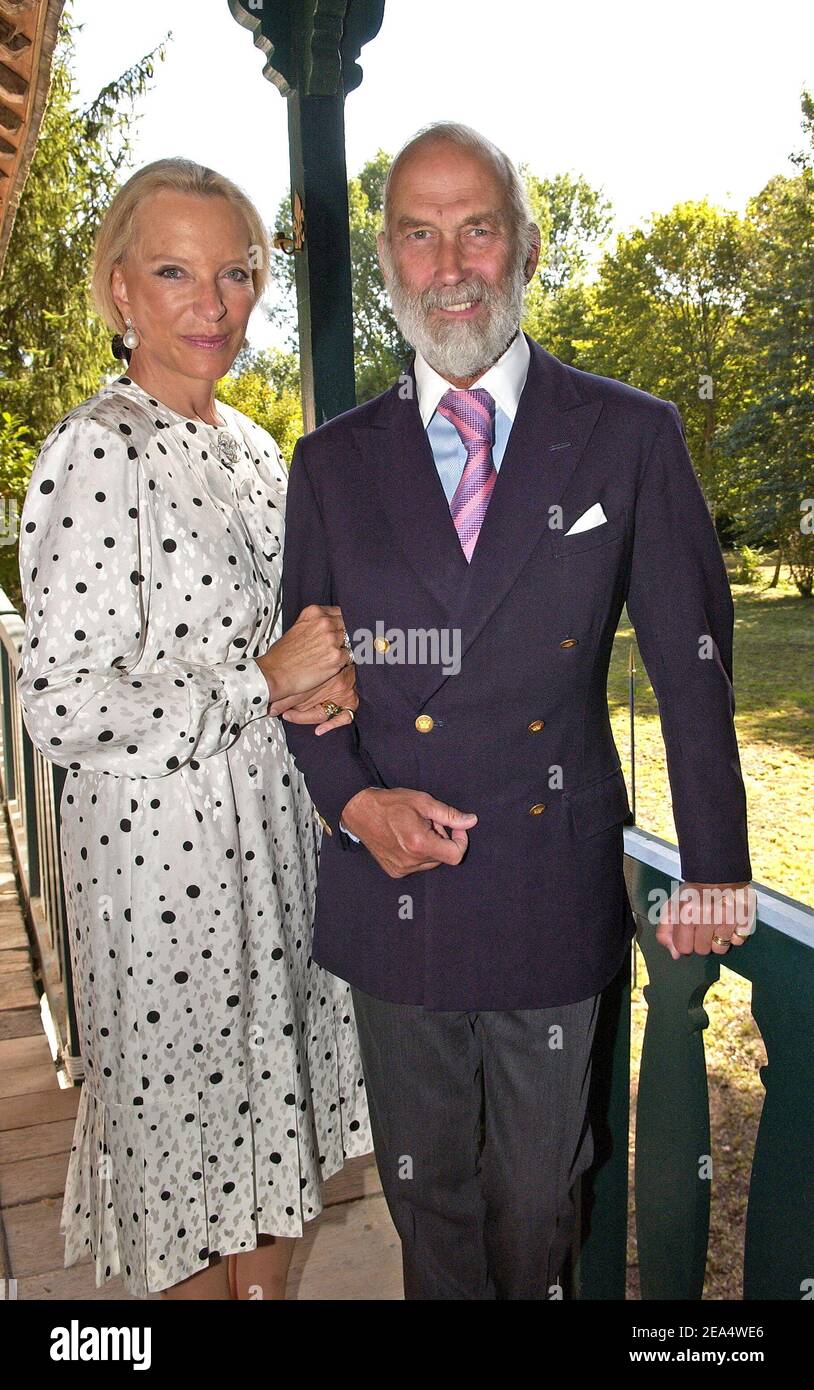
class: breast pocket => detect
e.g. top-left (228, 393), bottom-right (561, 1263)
top-left (551, 506), bottom-right (628, 558)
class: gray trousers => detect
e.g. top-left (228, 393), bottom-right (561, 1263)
top-left (350, 984), bottom-right (600, 1300)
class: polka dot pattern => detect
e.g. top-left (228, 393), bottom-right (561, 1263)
top-left (17, 376), bottom-right (372, 1295)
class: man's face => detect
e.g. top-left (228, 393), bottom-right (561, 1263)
top-left (378, 140), bottom-right (539, 381)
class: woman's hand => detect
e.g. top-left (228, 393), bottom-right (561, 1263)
top-left (255, 604), bottom-right (349, 705)
top-left (270, 662), bottom-right (358, 735)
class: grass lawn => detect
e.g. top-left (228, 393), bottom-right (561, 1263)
top-left (609, 557), bottom-right (813, 906)
top-left (610, 556), bottom-right (813, 1298)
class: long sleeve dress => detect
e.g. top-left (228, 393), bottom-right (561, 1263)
top-left (16, 373), bottom-right (372, 1296)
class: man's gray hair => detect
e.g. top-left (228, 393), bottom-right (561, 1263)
top-left (381, 121), bottom-right (537, 260)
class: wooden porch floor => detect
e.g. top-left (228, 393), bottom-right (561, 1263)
top-left (0, 818), bottom-right (404, 1301)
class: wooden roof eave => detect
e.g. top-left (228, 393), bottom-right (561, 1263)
top-left (0, 0), bottom-right (66, 281)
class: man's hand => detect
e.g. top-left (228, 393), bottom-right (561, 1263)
top-left (341, 787), bottom-right (478, 878)
top-left (656, 881), bottom-right (756, 959)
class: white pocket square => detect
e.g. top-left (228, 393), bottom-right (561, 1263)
top-left (565, 502), bottom-right (607, 535)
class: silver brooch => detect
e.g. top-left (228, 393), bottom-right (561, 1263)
top-left (216, 429), bottom-right (241, 469)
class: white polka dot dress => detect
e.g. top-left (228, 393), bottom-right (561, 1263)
top-left (16, 375), bottom-right (372, 1296)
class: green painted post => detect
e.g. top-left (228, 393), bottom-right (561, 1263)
top-left (228, 0), bottom-right (386, 429)
top-left (630, 857), bottom-right (716, 1300)
top-left (21, 725), bottom-right (40, 897)
top-left (287, 89), bottom-right (356, 428)
top-left (739, 929), bottom-right (814, 1300)
top-left (51, 761), bottom-right (80, 1059)
top-left (636, 935), bottom-right (716, 1299)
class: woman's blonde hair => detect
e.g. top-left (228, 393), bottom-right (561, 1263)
top-left (91, 156), bottom-right (272, 333)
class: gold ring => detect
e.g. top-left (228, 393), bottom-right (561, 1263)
top-left (712, 933), bottom-right (730, 947)
top-left (346, 708), bottom-right (355, 721)
top-left (321, 702), bottom-right (341, 719)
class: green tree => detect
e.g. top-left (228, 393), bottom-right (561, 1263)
top-left (265, 191), bottom-right (297, 350)
top-left (229, 344), bottom-right (301, 397)
top-left (521, 171), bottom-right (612, 365)
top-left (216, 349), bottom-right (303, 465)
top-left (721, 92), bottom-right (814, 595)
top-left (0, 411), bottom-right (35, 608)
top-left (349, 151), bottom-right (409, 400)
top-left (584, 200), bottom-right (750, 518)
top-left (0, 9), bottom-right (169, 442)
top-left (523, 170), bottom-right (612, 294)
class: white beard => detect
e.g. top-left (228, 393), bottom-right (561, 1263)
top-left (381, 240), bottom-right (528, 380)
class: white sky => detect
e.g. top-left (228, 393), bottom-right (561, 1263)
top-left (71, 0), bottom-right (814, 350)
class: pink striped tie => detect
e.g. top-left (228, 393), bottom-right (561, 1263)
top-left (436, 387), bottom-right (497, 562)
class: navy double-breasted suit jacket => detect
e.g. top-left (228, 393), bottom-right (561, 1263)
top-left (281, 334), bottom-right (751, 1010)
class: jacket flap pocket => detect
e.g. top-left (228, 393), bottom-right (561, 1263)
top-left (565, 767), bottom-right (632, 838)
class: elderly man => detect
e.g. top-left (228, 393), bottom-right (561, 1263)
top-left (281, 122), bottom-right (752, 1300)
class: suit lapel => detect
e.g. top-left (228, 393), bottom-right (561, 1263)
top-left (353, 335), bottom-right (604, 707)
top-left (354, 365), bottom-right (470, 614)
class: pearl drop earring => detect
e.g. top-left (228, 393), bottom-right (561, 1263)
top-left (122, 317), bottom-right (140, 350)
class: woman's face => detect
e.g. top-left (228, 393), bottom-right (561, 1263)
top-left (111, 189), bottom-right (258, 385)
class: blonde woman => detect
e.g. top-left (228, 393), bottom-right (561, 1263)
top-left (17, 158), bottom-right (372, 1300)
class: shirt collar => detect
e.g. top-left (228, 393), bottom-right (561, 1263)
top-left (413, 329), bottom-right (531, 428)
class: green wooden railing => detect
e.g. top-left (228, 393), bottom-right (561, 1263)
top-left (0, 592), bottom-right (78, 1075)
top-left (574, 827), bottom-right (814, 1302)
top-left (1, 586), bottom-right (812, 1296)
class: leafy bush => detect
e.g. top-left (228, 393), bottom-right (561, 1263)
top-left (0, 410), bottom-right (35, 612)
top-left (733, 544), bottom-right (765, 584)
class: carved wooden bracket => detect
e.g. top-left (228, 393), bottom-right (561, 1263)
top-left (228, 0), bottom-right (384, 98)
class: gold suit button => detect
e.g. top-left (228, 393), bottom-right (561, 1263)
top-left (560, 638), bottom-right (579, 648)
top-left (374, 636), bottom-right (389, 653)
top-left (415, 714), bottom-right (434, 733)
top-left (529, 803), bottom-right (547, 816)
top-left (527, 720), bottom-right (545, 733)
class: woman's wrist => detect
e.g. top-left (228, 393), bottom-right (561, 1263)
top-left (253, 653), bottom-right (279, 707)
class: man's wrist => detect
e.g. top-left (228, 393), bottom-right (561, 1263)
top-left (341, 785), bottom-right (381, 834)
top-left (683, 879), bottom-right (751, 887)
